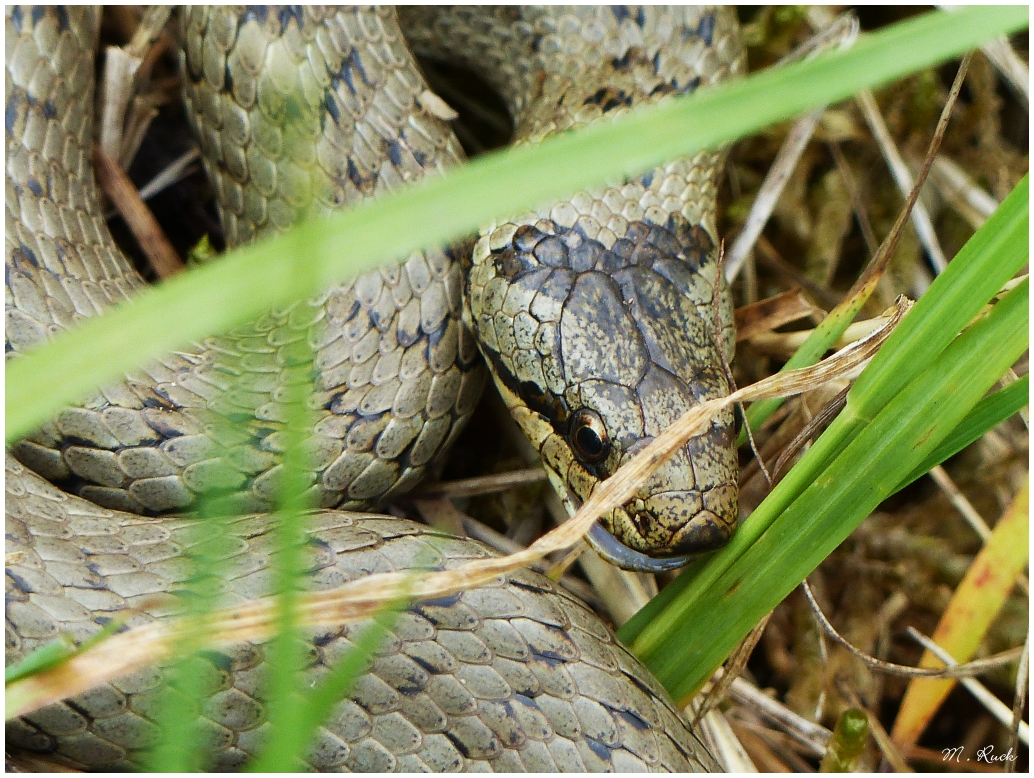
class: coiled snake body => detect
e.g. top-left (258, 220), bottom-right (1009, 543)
top-left (6, 6), bottom-right (743, 771)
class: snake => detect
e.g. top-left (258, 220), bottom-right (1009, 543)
top-left (6, 5), bottom-right (744, 771)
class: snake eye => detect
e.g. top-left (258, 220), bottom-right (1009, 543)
top-left (569, 409), bottom-right (610, 464)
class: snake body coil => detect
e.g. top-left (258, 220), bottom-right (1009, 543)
top-left (6, 6), bottom-right (743, 771)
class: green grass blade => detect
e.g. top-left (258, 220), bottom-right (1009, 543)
top-left (143, 493), bottom-right (236, 771)
top-left (849, 176), bottom-right (1029, 417)
top-left (897, 374), bottom-right (1029, 490)
top-left (5, 638), bottom-right (77, 686)
top-left (245, 275), bottom-right (318, 771)
top-left (247, 601), bottom-right (407, 773)
top-left (625, 279), bottom-right (1028, 701)
top-left (4, 618), bottom-right (122, 687)
top-left (6, 6), bottom-right (1027, 442)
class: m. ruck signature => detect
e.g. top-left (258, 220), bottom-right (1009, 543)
top-left (942, 745), bottom-right (1019, 764)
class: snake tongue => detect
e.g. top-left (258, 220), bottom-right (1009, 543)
top-left (586, 523), bottom-right (694, 572)
top-left (557, 484), bottom-right (695, 573)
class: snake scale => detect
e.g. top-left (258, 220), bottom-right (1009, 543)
top-left (6, 6), bottom-right (744, 772)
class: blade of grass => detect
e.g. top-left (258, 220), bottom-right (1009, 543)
top-left (891, 483), bottom-right (1029, 750)
top-left (244, 239), bottom-right (318, 771)
top-left (246, 598), bottom-right (409, 772)
top-left (898, 374), bottom-right (1029, 490)
top-left (141, 484), bottom-right (239, 770)
top-left (623, 278), bottom-right (1028, 701)
top-left (149, 223), bottom-right (323, 769)
top-left (6, 6), bottom-right (1028, 442)
top-left (4, 619), bottom-right (123, 686)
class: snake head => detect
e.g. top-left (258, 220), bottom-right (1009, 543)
top-left (469, 206), bottom-right (739, 570)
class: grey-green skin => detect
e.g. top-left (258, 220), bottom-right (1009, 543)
top-left (6, 454), bottom-right (718, 771)
top-left (6, 5), bottom-right (743, 771)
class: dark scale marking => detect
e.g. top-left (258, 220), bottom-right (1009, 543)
top-left (370, 300), bottom-right (388, 331)
top-left (385, 139), bottom-right (403, 167)
top-left (19, 243), bottom-right (39, 267)
top-left (519, 378), bottom-right (570, 431)
top-left (530, 651), bottom-right (565, 669)
top-left (622, 669), bottom-right (660, 698)
top-left (30, 6), bottom-right (44, 25)
top-left (277, 6), bottom-right (304, 34)
top-left (346, 158), bottom-right (367, 190)
top-left (224, 62), bottom-right (234, 95)
top-left (342, 296), bottom-right (363, 322)
top-left (313, 630), bottom-right (341, 647)
top-left (7, 570), bottom-right (33, 594)
top-left (42, 99), bottom-right (56, 119)
top-left (426, 319), bottom-right (448, 347)
top-left (650, 82), bottom-right (673, 99)
top-left (143, 414), bottom-right (186, 437)
top-left (412, 149), bottom-right (426, 166)
top-left (323, 92), bottom-right (339, 123)
top-left (603, 92), bottom-right (631, 112)
top-left (585, 738), bottom-right (612, 762)
top-left (27, 177), bottom-right (42, 196)
top-left (349, 48), bottom-right (370, 88)
top-left (569, 238), bottom-right (603, 273)
top-left (418, 593), bottom-right (462, 609)
top-left (242, 6), bottom-right (268, 25)
top-left (397, 320), bottom-right (422, 349)
top-left (640, 170), bottom-right (654, 188)
top-left (482, 340), bottom-right (563, 432)
top-left (618, 707), bottom-right (652, 731)
top-left (392, 668), bottom-right (427, 695)
top-left (338, 57), bottom-right (357, 94)
top-left (64, 700), bottom-right (97, 723)
top-left (324, 391), bottom-right (343, 411)
top-left (6, 96), bottom-right (21, 134)
top-left (81, 564), bottom-right (112, 587)
top-left (55, 7), bottom-right (69, 31)
top-left (635, 7), bottom-right (647, 27)
top-left (697, 13), bottom-right (716, 46)
top-left (611, 51), bottom-right (633, 71)
top-left (444, 732), bottom-right (472, 759)
top-left (10, 6), bottom-right (22, 32)
top-left (408, 654), bottom-right (439, 675)
top-left (609, 6), bottom-right (631, 23)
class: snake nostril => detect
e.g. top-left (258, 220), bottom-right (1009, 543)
top-left (630, 511), bottom-right (649, 535)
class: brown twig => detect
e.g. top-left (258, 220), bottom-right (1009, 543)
top-left (413, 468), bottom-right (547, 500)
top-left (801, 580), bottom-right (1026, 680)
top-left (93, 147), bottom-right (185, 279)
